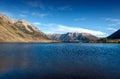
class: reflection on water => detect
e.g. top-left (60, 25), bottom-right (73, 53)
top-left (0, 43), bottom-right (120, 79)
top-left (0, 43), bottom-right (31, 71)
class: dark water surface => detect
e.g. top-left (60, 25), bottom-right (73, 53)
top-left (0, 43), bottom-right (120, 79)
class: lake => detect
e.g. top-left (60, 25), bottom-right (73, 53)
top-left (0, 43), bottom-right (120, 79)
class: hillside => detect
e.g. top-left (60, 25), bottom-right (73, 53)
top-left (48, 32), bottom-right (98, 42)
top-left (0, 13), bottom-right (51, 42)
top-left (107, 29), bottom-right (120, 39)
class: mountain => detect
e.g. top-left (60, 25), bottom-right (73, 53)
top-left (107, 29), bottom-right (120, 39)
top-left (0, 13), bottom-right (51, 42)
top-left (48, 32), bottom-right (98, 42)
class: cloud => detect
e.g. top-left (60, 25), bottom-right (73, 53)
top-left (57, 6), bottom-right (72, 11)
top-left (19, 14), bottom-right (27, 17)
top-left (0, 12), bottom-right (13, 17)
top-left (27, 1), bottom-right (45, 10)
top-left (32, 12), bottom-right (48, 17)
top-left (33, 22), bottom-right (41, 25)
top-left (21, 11), bottom-right (29, 14)
top-left (107, 27), bottom-right (117, 31)
top-left (35, 22), bottom-right (106, 37)
top-left (74, 18), bottom-right (86, 21)
top-left (105, 18), bottom-right (120, 26)
top-left (105, 18), bottom-right (120, 22)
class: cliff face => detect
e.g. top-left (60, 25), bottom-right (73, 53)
top-left (107, 29), bottom-right (120, 39)
top-left (0, 13), bottom-right (51, 42)
top-left (48, 32), bottom-right (98, 42)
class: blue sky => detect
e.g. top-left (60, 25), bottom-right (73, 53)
top-left (0, 0), bottom-right (120, 37)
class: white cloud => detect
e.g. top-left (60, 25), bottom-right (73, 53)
top-left (35, 22), bottom-right (106, 37)
top-left (105, 18), bottom-right (120, 26)
top-left (32, 12), bottom-right (48, 17)
top-left (19, 14), bottom-right (27, 17)
top-left (74, 18), bottom-right (86, 21)
top-left (0, 12), bottom-right (13, 17)
top-left (33, 22), bottom-right (41, 25)
top-left (21, 11), bottom-right (29, 14)
top-left (106, 18), bottom-right (120, 22)
top-left (27, 1), bottom-right (45, 10)
top-left (107, 27), bottom-right (117, 31)
top-left (57, 6), bottom-right (72, 11)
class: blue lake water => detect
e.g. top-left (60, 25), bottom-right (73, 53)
top-left (0, 43), bottom-right (120, 79)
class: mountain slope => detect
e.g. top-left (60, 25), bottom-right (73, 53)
top-left (107, 29), bottom-right (120, 39)
top-left (0, 13), bottom-right (51, 42)
top-left (48, 32), bottom-right (98, 42)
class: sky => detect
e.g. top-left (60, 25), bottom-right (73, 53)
top-left (0, 0), bottom-right (120, 37)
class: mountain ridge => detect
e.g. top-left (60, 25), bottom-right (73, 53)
top-left (0, 13), bottom-right (52, 42)
top-left (107, 29), bottom-right (120, 39)
top-left (48, 32), bottom-right (98, 42)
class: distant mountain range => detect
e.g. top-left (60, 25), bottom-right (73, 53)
top-left (0, 13), bottom-right (51, 42)
top-left (107, 29), bottom-right (120, 39)
top-left (0, 13), bottom-right (120, 42)
top-left (48, 32), bottom-right (98, 42)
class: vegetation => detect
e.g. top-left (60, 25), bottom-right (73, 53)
top-left (17, 32), bottom-right (25, 38)
top-left (90, 38), bottom-right (120, 43)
